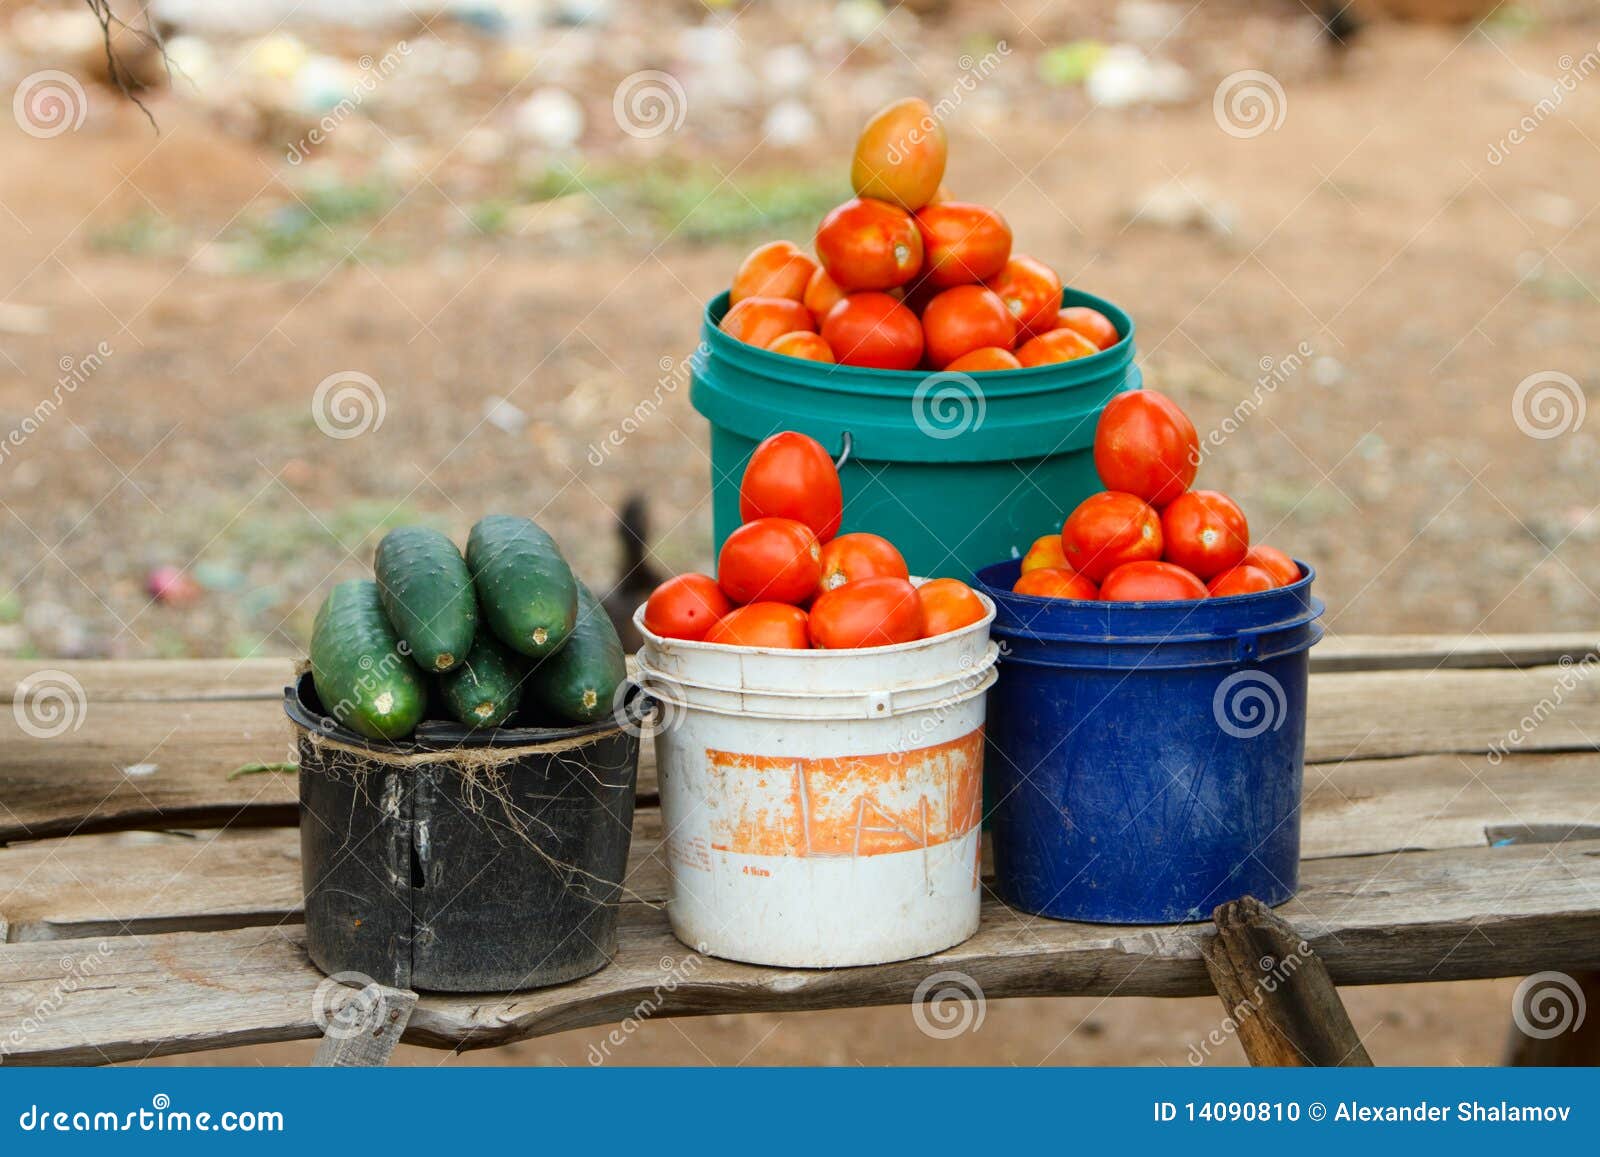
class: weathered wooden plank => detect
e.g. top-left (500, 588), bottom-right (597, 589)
top-left (3, 839), bottom-right (1598, 1064)
top-left (310, 983), bottom-right (417, 1067)
top-left (0, 660), bottom-right (291, 704)
top-left (1312, 633), bottom-right (1598, 672)
top-left (1201, 896), bottom-right (1372, 1066)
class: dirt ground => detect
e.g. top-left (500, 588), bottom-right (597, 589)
top-left (1, 0), bottom-right (1596, 1064)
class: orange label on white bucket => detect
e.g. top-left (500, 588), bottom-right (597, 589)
top-left (703, 728), bottom-right (984, 858)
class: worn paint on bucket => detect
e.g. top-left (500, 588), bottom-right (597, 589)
top-left (634, 591), bottom-right (996, 967)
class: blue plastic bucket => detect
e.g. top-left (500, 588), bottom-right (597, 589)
top-left (973, 559), bottom-right (1324, 924)
top-left (691, 288), bottom-right (1140, 580)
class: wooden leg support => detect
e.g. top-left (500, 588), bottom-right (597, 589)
top-left (312, 983), bottom-right (418, 1067)
top-left (1201, 896), bottom-right (1373, 1067)
top-left (1504, 971), bottom-right (1600, 1066)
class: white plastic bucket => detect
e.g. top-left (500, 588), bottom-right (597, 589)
top-left (632, 588), bottom-right (997, 968)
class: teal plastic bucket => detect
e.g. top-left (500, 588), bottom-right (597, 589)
top-left (691, 288), bottom-right (1140, 580)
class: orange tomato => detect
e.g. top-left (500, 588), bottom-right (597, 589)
top-left (1017, 328), bottom-right (1098, 367)
top-left (1099, 561), bottom-right (1208, 602)
top-left (815, 198), bottom-right (924, 292)
top-left (730, 241), bottom-right (816, 305)
top-left (1056, 305), bottom-right (1120, 351)
top-left (704, 603), bottom-right (811, 649)
top-left (717, 517), bottom-right (823, 606)
top-left (818, 532), bottom-right (909, 594)
top-left (921, 285), bottom-right (1016, 369)
top-left (944, 346), bottom-right (1022, 372)
top-left (917, 578), bottom-right (987, 636)
top-left (803, 265), bottom-right (846, 323)
top-left (739, 431), bottom-right (842, 543)
top-left (1020, 534), bottom-right (1068, 573)
top-left (1207, 564), bottom-right (1276, 598)
top-left (643, 574), bottom-right (732, 642)
top-left (912, 202), bottom-right (1013, 289)
top-left (1160, 490), bottom-right (1249, 580)
top-left (850, 98), bottom-right (947, 212)
top-left (809, 576), bottom-right (925, 649)
top-left (1061, 491), bottom-right (1163, 582)
top-left (767, 331), bottom-right (835, 362)
top-left (821, 293), bottom-right (924, 370)
top-left (1093, 389), bottom-right (1199, 508)
top-left (720, 296), bottom-right (815, 349)
top-left (1245, 544), bottom-right (1300, 587)
top-left (986, 255), bottom-right (1062, 337)
top-left (1012, 567), bottom-right (1098, 600)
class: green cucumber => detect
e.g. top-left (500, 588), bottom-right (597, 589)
top-left (374, 525), bottom-right (478, 673)
top-left (466, 515), bottom-right (578, 659)
top-left (310, 580), bottom-right (427, 740)
top-left (528, 582), bottom-right (626, 724)
top-left (438, 634), bottom-right (525, 728)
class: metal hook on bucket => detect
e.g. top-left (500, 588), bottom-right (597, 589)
top-left (834, 431), bottom-right (853, 471)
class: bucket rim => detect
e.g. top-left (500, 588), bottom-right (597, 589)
top-left (637, 659), bottom-right (998, 721)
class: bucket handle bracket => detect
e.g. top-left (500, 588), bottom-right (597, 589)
top-left (1235, 633), bottom-right (1262, 663)
top-left (834, 431), bottom-right (853, 471)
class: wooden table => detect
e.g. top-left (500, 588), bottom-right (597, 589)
top-left (2, 635), bottom-right (1597, 1066)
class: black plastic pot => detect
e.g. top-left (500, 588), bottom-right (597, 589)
top-left (285, 672), bottom-right (639, 993)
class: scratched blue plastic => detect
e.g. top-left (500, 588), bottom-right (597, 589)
top-left (974, 558), bottom-right (1325, 924)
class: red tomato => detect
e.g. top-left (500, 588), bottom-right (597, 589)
top-left (821, 293), bottom-right (924, 370)
top-left (814, 198), bottom-right (924, 291)
top-left (1099, 561), bottom-right (1208, 602)
top-left (850, 98), bottom-right (947, 212)
top-left (720, 296), bottom-right (815, 349)
top-left (739, 431), bottom-right (842, 542)
top-left (803, 265), bottom-right (846, 323)
top-left (1060, 491), bottom-right (1163, 583)
top-left (1020, 533), bottom-right (1068, 573)
top-left (717, 517), bottom-right (823, 605)
top-left (921, 285), bottom-right (1016, 369)
top-left (1160, 490), bottom-right (1249, 580)
top-left (643, 574), bottom-right (732, 642)
top-left (1016, 328), bottom-right (1098, 367)
top-left (1207, 564), bottom-right (1277, 598)
top-left (730, 241), bottom-right (816, 304)
top-left (912, 202), bottom-right (1013, 289)
top-left (818, 532), bottom-right (908, 594)
top-left (944, 346), bottom-right (1021, 372)
top-left (986, 255), bottom-right (1061, 336)
top-left (1093, 389), bottom-right (1199, 507)
top-left (1012, 567), bottom-right (1098, 600)
top-left (703, 603), bottom-right (810, 649)
top-left (1245, 544), bottom-right (1300, 587)
top-left (917, 578), bottom-right (988, 636)
top-left (809, 576), bottom-right (925, 648)
top-left (767, 331), bottom-right (835, 362)
top-left (1055, 306), bottom-right (1120, 351)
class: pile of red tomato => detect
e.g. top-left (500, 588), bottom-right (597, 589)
top-left (718, 98), bottom-right (1120, 373)
top-left (643, 432), bottom-right (989, 649)
top-left (1014, 389), bottom-right (1301, 602)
